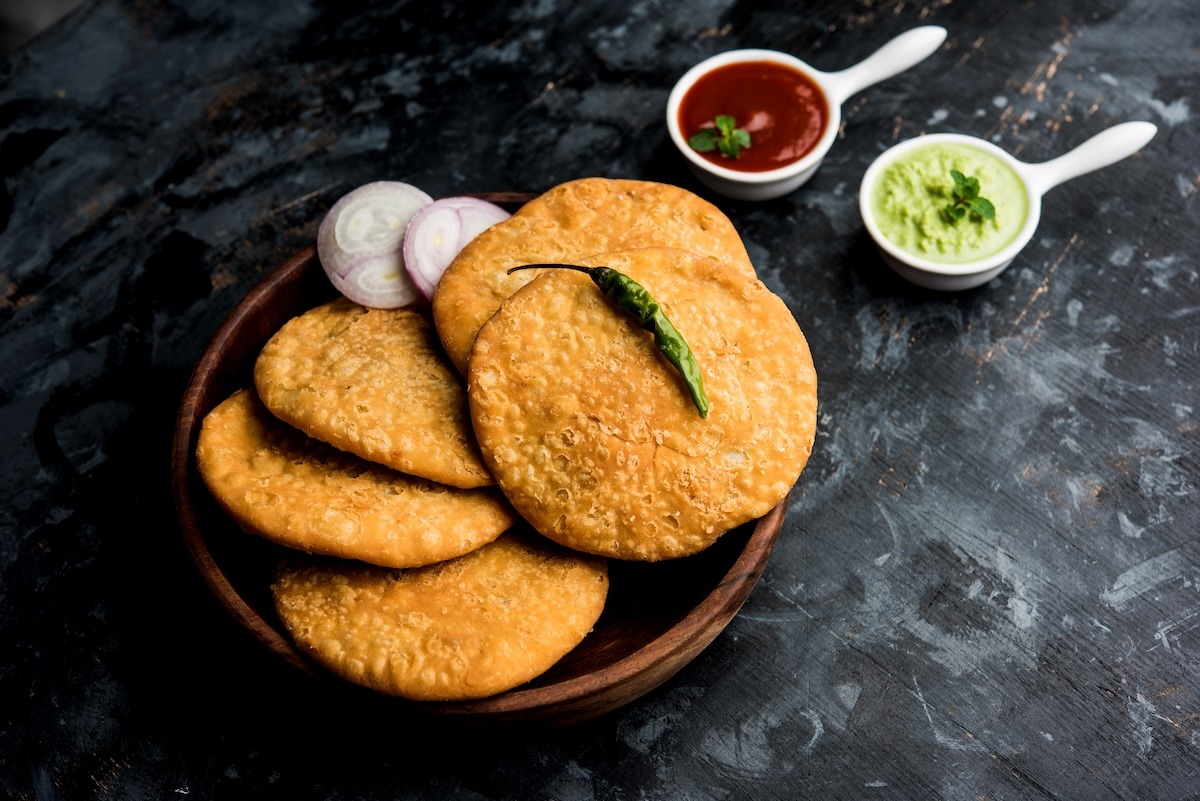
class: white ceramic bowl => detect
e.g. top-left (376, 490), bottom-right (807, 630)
top-left (859, 122), bottom-right (1158, 290)
top-left (666, 26), bottom-right (946, 201)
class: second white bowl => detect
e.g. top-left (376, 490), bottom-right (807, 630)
top-left (859, 122), bottom-right (1158, 290)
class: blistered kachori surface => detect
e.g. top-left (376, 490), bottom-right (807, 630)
top-left (195, 388), bottom-right (514, 568)
top-left (432, 177), bottom-right (756, 375)
top-left (467, 247), bottom-right (816, 561)
top-left (271, 531), bottom-right (609, 701)
top-left (254, 297), bottom-right (492, 488)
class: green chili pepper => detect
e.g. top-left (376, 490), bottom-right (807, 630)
top-left (507, 263), bottom-right (709, 418)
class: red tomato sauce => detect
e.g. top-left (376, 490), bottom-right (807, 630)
top-left (678, 60), bottom-right (829, 172)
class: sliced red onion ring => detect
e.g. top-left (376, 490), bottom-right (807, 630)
top-left (316, 180), bottom-right (434, 308)
top-left (402, 196), bottom-right (512, 299)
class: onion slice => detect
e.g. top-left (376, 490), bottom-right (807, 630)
top-left (402, 196), bottom-right (512, 299)
top-left (316, 180), bottom-right (434, 308)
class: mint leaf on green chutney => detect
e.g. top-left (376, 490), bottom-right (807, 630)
top-left (942, 169), bottom-right (996, 224)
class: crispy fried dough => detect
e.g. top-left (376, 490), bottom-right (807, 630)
top-left (432, 177), bottom-right (755, 375)
top-left (254, 297), bottom-right (492, 488)
top-left (196, 388), bottom-right (514, 568)
top-left (271, 531), bottom-right (609, 701)
top-left (467, 247), bottom-right (817, 561)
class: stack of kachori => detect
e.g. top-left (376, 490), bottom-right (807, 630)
top-left (196, 300), bottom-right (516, 569)
top-left (195, 387), bottom-right (514, 569)
top-left (196, 291), bottom-right (609, 702)
top-left (194, 176), bottom-right (817, 703)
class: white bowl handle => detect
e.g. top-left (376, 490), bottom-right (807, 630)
top-left (1019, 121), bottom-right (1158, 198)
top-left (818, 26), bottom-right (947, 106)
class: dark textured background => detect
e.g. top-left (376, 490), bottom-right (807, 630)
top-left (0, 0), bottom-right (83, 56)
top-left (2, 1), bottom-right (1198, 799)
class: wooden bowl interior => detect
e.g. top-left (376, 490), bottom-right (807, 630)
top-left (170, 196), bottom-right (785, 729)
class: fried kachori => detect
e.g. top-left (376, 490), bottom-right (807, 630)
top-left (196, 388), bottom-right (515, 568)
top-left (254, 297), bottom-right (492, 488)
top-left (432, 177), bottom-right (756, 375)
top-left (467, 247), bottom-right (817, 561)
top-left (271, 530), bottom-right (609, 701)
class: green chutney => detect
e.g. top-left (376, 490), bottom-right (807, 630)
top-left (871, 141), bottom-right (1028, 264)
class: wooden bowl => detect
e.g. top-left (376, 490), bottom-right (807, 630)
top-left (170, 194), bottom-right (787, 730)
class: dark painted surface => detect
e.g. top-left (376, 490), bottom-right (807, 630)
top-left (2, 0), bottom-right (1198, 798)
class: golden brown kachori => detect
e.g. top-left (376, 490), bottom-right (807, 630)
top-left (271, 530), bottom-right (609, 701)
top-left (195, 388), bottom-right (515, 568)
top-left (467, 247), bottom-right (817, 561)
top-left (254, 297), bottom-right (492, 489)
top-left (432, 177), bottom-right (756, 375)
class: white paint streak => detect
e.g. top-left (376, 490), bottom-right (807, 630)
top-left (699, 713), bottom-right (778, 777)
top-left (1008, 596), bottom-right (1037, 629)
top-left (1065, 475), bottom-right (1101, 511)
top-left (1126, 420), bottom-right (1194, 504)
top-left (1163, 335), bottom-right (1180, 366)
top-left (1120, 635), bottom-right (1138, 662)
top-left (878, 502), bottom-right (905, 561)
top-left (1117, 512), bottom-right (1145, 539)
top-left (912, 677), bottom-right (986, 752)
top-left (1127, 692), bottom-right (1155, 757)
top-left (837, 683), bottom-right (862, 711)
top-left (1148, 96), bottom-right (1190, 126)
top-left (1145, 254), bottom-right (1195, 290)
top-left (1175, 173), bottom-right (1196, 200)
top-left (995, 549), bottom-right (1038, 629)
top-left (1109, 243), bottom-right (1136, 267)
top-left (1150, 604), bottom-right (1200, 653)
top-left (798, 709), bottom-right (824, 755)
top-left (927, 108), bottom-right (949, 124)
top-left (1101, 548), bottom-right (1190, 609)
top-left (1066, 298), bottom-right (1083, 326)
